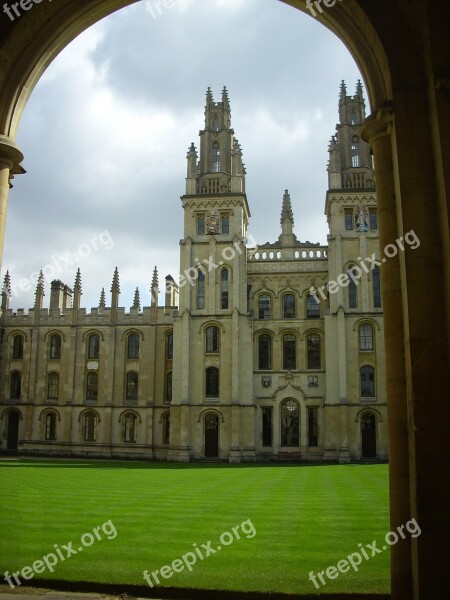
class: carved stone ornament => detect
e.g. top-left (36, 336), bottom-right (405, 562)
top-left (206, 211), bottom-right (220, 234)
top-left (355, 205), bottom-right (369, 232)
top-left (261, 376), bottom-right (272, 388)
top-left (308, 375), bottom-right (319, 388)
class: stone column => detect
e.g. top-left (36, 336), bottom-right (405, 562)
top-left (0, 136), bottom-right (25, 268)
top-left (360, 105), bottom-right (412, 599)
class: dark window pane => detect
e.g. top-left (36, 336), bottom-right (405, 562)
top-left (45, 413), bottom-right (56, 441)
top-left (48, 373), bottom-right (59, 399)
top-left (10, 372), bottom-right (21, 399)
top-left (163, 413), bottom-right (170, 445)
top-left (258, 295), bottom-right (271, 319)
top-left (345, 210), bottom-right (353, 230)
top-left (281, 399), bottom-right (299, 447)
top-left (221, 269), bottom-right (229, 309)
top-left (262, 407), bottom-right (272, 447)
top-left (373, 267), bottom-right (382, 308)
top-left (306, 295), bottom-right (320, 318)
top-left (205, 367), bottom-right (219, 397)
top-left (221, 215), bottom-right (230, 234)
top-left (206, 326), bottom-right (219, 353)
top-left (283, 294), bottom-right (296, 318)
top-left (308, 407), bottom-right (318, 447)
top-left (369, 209), bottom-right (378, 231)
top-left (348, 273), bottom-right (357, 308)
top-left (127, 334), bottom-right (140, 359)
top-left (13, 335), bottom-right (24, 359)
top-left (197, 215), bottom-right (205, 235)
top-left (126, 372), bottom-right (138, 401)
top-left (361, 366), bottom-right (375, 397)
top-left (165, 372), bottom-right (172, 404)
top-left (84, 413), bottom-right (97, 441)
top-left (88, 335), bottom-right (100, 359)
top-left (283, 334), bottom-right (296, 370)
top-left (86, 372), bottom-right (98, 401)
top-left (49, 335), bottom-right (61, 359)
top-left (197, 271), bottom-right (205, 309)
top-left (258, 335), bottom-right (272, 370)
top-left (166, 333), bottom-right (173, 360)
top-left (307, 334), bottom-right (321, 369)
top-left (359, 324), bottom-right (374, 350)
top-left (124, 414), bottom-right (136, 443)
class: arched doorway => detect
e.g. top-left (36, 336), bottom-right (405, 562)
top-left (361, 412), bottom-right (376, 458)
top-left (6, 411), bottom-right (20, 450)
top-left (280, 399), bottom-right (300, 447)
top-left (204, 413), bottom-right (219, 458)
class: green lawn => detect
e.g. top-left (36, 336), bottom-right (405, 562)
top-left (0, 460), bottom-right (390, 595)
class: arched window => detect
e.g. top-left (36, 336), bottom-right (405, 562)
top-left (163, 412), bottom-right (170, 445)
top-left (205, 326), bottom-right (219, 353)
top-left (359, 323), bottom-right (374, 351)
top-left (87, 334), bottom-right (100, 359)
top-left (258, 334), bottom-right (272, 370)
top-left (306, 295), bottom-right (320, 319)
top-left (49, 334), bottom-right (61, 359)
top-left (166, 332), bottom-right (173, 360)
top-left (213, 114), bottom-right (219, 131)
top-left (307, 334), bottom-right (321, 369)
top-left (10, 371), bottom-right (21, 399)
top-left (205, 367), bottom-right (219, 398)
top-left (283, 334), bottom-right (296, 370)
top-left (83, 412), bottom-right (97, 442)
top-left (86, 372), bottom-right (98, 402)
top-left (281, 399), bottom-right (299, 447)
top-left (123, 414), bottom-right (137, 443)
top-left (165, 372), bottom-right (172, 404)
top-left (348, 267), bottom-right (358, 308)
top-left (221, 268), bottom-right (229, 309)
top-left (372, 266), bottom-right (382, 308)
top-left (45, 412), bottom-right (57, 441)
top-left (361, 366), bottom-right (375, 397)
top-left (351, 109), bottom-right (357, 125)
top-left (258, 294), bottom-right (271, 319)
top-left (126, 372), bottom-right (138, 402)
top-left (47, 373), bottom-right (59, 400)
top-left (12, 335), bottom-right (24, 359)
top-left (212, 142), bottom-right (220, 172)
top-left (197, 271), bottom-right (205, 309)
top-left (351, 135), bottom-right (360, 167)
top-left (282, 294), bottom-right (296, 319)
top-left (127, 334), bottom-right (140, 359)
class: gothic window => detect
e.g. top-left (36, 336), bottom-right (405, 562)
top-left (283, 334), bottom-right (296, 370)
top-left (197, 271), bottom-right (205, 309)
top-left (258, 334), bottom-right (272, 370)
top-left (163, 412), bottom-right (170, 445)
top-left (262, 407), bottom-right (272, 447)
top-left (221, 214), bottom-right (230, 234)
top-left (351, 135), bottom-right (360, 167)
top-left (123, 414), bottom-right (137, 443)
top-left (351, 109), bottom-right (357, 125)
top-left (307, 334), bottom-right (321, 369)
top-left (221, 268), bottom-right (229, 309)
top-left (282, 294), bottom-right (296, 319)
top-left (205, 367), bottom-right (219, 398)
top-left (166, 332), bottom-right (173, 360)
top-left (197, 214), bottom-right (205, 235)
top-left (212, 142), bottom-right (221, 173)
top-left (10, 371), bottom-right (21, 399)
top-left (258, 294), bottom-right (271, 319)
top-left (361, 365), bottom-right (375, 397)
top-left (359, 323), bottom-right (374, 351)
top-left (12, 335), bottom-right (24, 359)
top-left (165, 372), bottom-right (172, 404)
top-left (348, 267), bottom-right (358, 308)
top-left (369, 209), bottom-right (378, 231)
top-left (308, 407), bottom-right (318, 447)
top-left (86, 372), bottom-right (98, 402)
top-left (126, 372), bottom-right (138, 402)
top-left (345, 209), bottom-right (354, 230)
top-left (45, 412), bottom-right (57, 441)
top-left (213, 115), bottom-right (219, 132)
top-left (87, 334), bottom-right (100, 359)
top-left (306, 295), bottom-right (320, 319)
top-left (373, 267), bottom-right (382, 308)
top-left (127, 334), bottom-right (140, 359)
top-left (83, 412), bottom-right (97, 442)
top-left (49, 334), bottom-right (61, 359)
top-left (47, 372), bottom-right (59, 400)
top-left (206, 326), bottom-right (219, 353)
top-left (281, 399), bottom-right (299, 447)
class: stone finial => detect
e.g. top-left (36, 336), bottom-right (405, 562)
top-left (222, 86), bottom-right (230, 106)
top-left (340, 80), bottom-right (347, 99)
top-left (1, 270), bottom-right (11, 310)
top-left (34, 269), bottom-right (45, 309)
top-left (99, 287), bottom-right (106, 309)
top-left (187, 142), bottom-right (198, 159)
top-left (111, 267), bottom-right (120, 294)
top-left (73, 269), bottom-right (82, 310)
top-left (206, 87), bottom-right (213, 106)
top-left (151, 266), bottom-right (159, 308)
top-left (280, 189), bottom-right (294, 225)
top-left (133, 287), bottom-right (141, 311)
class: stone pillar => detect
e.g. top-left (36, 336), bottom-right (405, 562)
top-left (0, 136), bottom-right (24, 269)
top-left (360, 105), bottom-right (412, 599)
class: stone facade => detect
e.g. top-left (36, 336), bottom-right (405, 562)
top-left (0, 84), bottom-right (387, 463)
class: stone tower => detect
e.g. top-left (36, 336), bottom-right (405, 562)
top-left (169, 88), bottom-right (255, 463)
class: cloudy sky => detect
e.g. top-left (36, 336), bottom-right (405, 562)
top-left (2, 0), bottom-right (366, 310)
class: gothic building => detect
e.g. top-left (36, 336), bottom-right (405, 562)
top-left (0, 83), bottom-right (387, 462)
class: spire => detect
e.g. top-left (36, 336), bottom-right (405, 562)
top-left (110, 267), bottom-right (120, 310)
top-left (356, 79), bottom-right (364, 98)
top-left (133, 287), bottom-right (141, 311)
top-left (340, 80), bottom-right (347, 100)
top-left (151, 266), bottom-right (159, 308)
top-left (186, 142), bottom-right (198, 185)
top-left (280, 190), bottom-right (294, 225)
top-left (1, 270), bottom-right (11, 311)
top-left (99, 287), bottom-right (106, 309)
top-left (34, 269), bottom-right (45, 310)
top-left (73, 268), bottom-right (82, 310)
top-left (205, 87), bottom-right (213, 107)
top-left (222, 86), bottom-right (230, 108)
